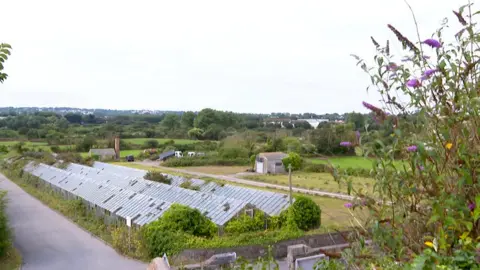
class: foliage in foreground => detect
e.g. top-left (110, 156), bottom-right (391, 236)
top-left (332, 3), bottom-right (480, 268)
top-left (0, 192), bottom-right (11, 258)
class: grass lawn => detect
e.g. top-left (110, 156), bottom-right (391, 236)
top-left (116, 162), bottom-right (362, 229)
top-left (178, 166), bottom-right (251, 175)
top-left (123, 138), bottom-right (199, 145)
top-left (0, 141), bottom-right (47, 146)
top-left (242, 172), bottom-right (374, 195)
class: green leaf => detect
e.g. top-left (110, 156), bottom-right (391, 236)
top-left (427, 214), bottom-right (440, 225)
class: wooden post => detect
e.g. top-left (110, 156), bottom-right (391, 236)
top-left (288, 164), bottom-right (293, 206)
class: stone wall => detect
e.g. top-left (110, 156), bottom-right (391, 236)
top-left (172, 231), bottom-right (350, 265)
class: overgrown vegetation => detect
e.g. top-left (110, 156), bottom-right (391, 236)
top-left (328, 3), bottom-right (480, 268)
top-left (162, 156), bottom-right (250, 167)
top-left (144, 171), bottom-right (171, 184)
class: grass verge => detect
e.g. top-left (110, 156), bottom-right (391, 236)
top-left (0, 245), bottom-right (22, 270)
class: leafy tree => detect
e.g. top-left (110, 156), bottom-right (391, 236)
top-left (0, 43), bottom-right (12, 83)
top-left (282, 152), bottom-right (303, 171)
top-left (187, 128), bottom-right (204, 140)
top-left (64, 113), bottom-right (83, 124)
top-left (160, 114), bottom-right (180, 130)
top-left (75, 135), bottom-right (97, 152)
top-left (194, 108), bottom-right (217, 129)
top-left (291, 196), bottom-right (321, 230)
top-left (144, 129), bottom-right (156, 138)
top-left (281, 137), bottom-right (302, 153)
top-left (181, 111), bottom-right (196, 129)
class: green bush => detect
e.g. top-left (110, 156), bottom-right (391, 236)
top-left (0, 192), bottom-right (11, 257)
top-left (0, 145), bottom-right (8, 153)
top-left (162, 156), bottom-right (250, 167)
top-left (179, 180), bottom-right (200, 191)
top-left (142, 204), bottom-right (217, 257)
top-left (282, 152), bottom-right (303, 171)
top-left (225, 210), bottom-right (265, 235)
top-left (144, 171), bottom-right (171, 184)
top-left (291, 196), bottom-right (321, 230)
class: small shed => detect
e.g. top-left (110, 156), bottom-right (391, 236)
top-left (254, 152), bottom-right (288, 174)
top-left (89, 148), bottom-right (117, 160)
top-left (159, 150), bottom-right (175, 161)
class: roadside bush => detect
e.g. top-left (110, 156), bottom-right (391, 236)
top-left (282, 152), bottom-right (303, 171)
top-left (291, 196), bottom-right (321, 230)
top-left (50, 145), bottom-right (60, 153)
top-left (0, 145), bottom-right (7, 153)
top-left (144, 171), bottom-right (171, 184)
top-left (0, 192), bottom-right (11, 258)
top-left (225, 210), bottom-right (265, 235)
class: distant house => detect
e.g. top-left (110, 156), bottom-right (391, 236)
top-left (254, 152), bottom-right (288, 174)
top-left (89, 148), bottom-right (116, 160)
top-left (159, 150), bottom-right (175, 161)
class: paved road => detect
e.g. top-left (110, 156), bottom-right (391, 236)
top-left (0, 174), bottom-right (147, 270)
top-left (138, 161), bottom-right (353, 201)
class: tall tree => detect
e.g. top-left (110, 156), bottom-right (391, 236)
top-left (0, 43), bottom-right (12, 83)
top-left (181, 111), bottom-right (196, 129)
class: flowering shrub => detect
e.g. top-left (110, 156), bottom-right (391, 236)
top-left (333, 2), bottom-right (480, 268)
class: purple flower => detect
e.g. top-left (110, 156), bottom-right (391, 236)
top-left (423, 39), bottom-right (441, 48)
top-left (424, 68), bottom-right (439, 77)
top-left (387, 62), bottom-right (398, 71)
top-left (344, 202), bottom-right (353, 208)
top-left (468, 203), bottom-right (476, 211)
top-left (362, 101), bottom-right (379, 111)
top-left (355, 131), bottom-right (361, 140)
top-left (340, 141), bottom-right (352, 147)
top-left (406, 79), bottom-right (421, 88)
top-left (406, 145), bottom-right (417, 152)
top-left (418, 165), bottom-right (425, 171)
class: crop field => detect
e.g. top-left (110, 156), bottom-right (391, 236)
top-left (242, 172), bottom-right (374, 195)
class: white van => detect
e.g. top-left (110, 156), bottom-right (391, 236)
top-left (174, 151), bottom-right (183, 158)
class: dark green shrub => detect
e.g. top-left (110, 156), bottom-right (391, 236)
top-left (143, 139), bottom-right (159, 149)
top-left (142, 204), bottom-right (217, 256)
top-left (0, 145), bottom-right (8, 153)
top-left (291, 196), bottom-right (321, 230)
top-left (0, 192), bottom-right (11, 257)
top-left (225, 210), bottom-right (265, 235)
top-left (144, 171), bottom-right (171, 184)
top-left (162, 156), bottom-right (250, 167)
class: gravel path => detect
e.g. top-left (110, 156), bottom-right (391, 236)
top-left (0, 173), bottom-right (147, 270)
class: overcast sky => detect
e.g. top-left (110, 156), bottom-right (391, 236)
top-left (0, 0), bottom-right (464, 114)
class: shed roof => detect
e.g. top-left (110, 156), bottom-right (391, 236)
top-left (89, 148), bottom-right (116, 156)
top-left (159, 150), bottom-right (175, 160)
top-left (258, 152), bottom-right (287, 161)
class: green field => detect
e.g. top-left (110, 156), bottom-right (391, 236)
top-left (242, 172), bottom-right (374, 195)
top-left (0, 141), bottom-right (47, 146)
top-left (308, 156), bottom-right (405, 169)
top-left (123, 138), bottom-right (200, 145)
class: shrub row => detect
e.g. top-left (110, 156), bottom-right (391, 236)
top-left (162, 157), bottom-right (250, 167)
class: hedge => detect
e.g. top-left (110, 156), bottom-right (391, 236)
top-left (162, 157), bottom-right (250, 167)
top-left (302, 163), bottom-right (372, 177)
